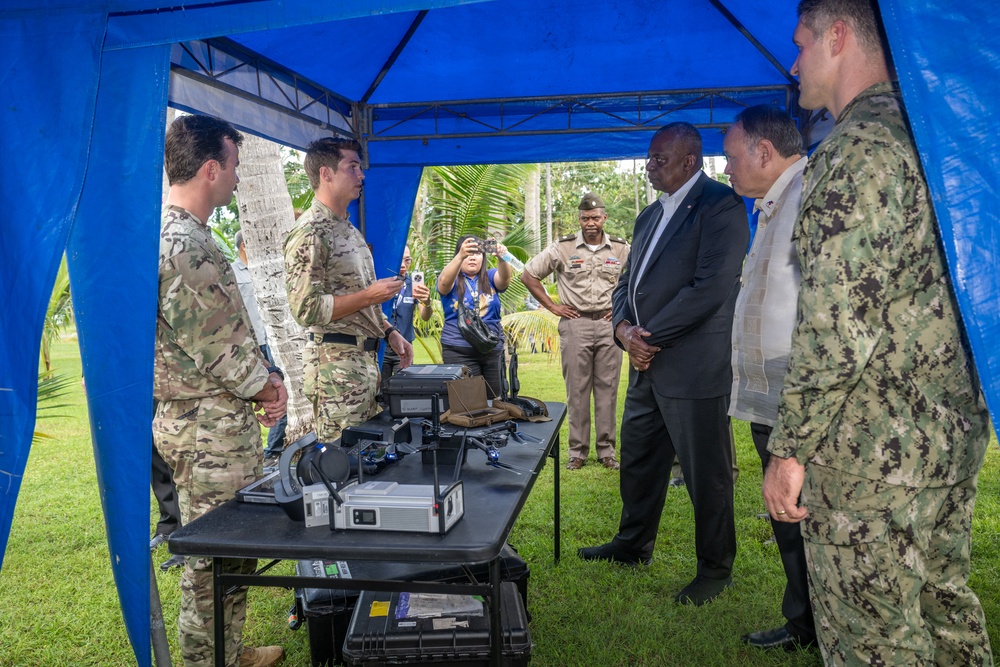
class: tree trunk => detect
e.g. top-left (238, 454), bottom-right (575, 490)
top-left (524, 168), bottom-right (541, 253)
top-left (544, 164), bottom-right (553, 248)
top-left (235, 134), bottom-right (314, 441)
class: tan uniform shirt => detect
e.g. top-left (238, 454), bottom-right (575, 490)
top-left (524, 231), bottom-right (630, 312)
top-left (284, 199), bottom-right (388, 340)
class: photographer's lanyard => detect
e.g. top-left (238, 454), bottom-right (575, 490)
top-left (465, 275), bottom-right (480, 311)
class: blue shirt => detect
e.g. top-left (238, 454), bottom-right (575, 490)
top-left (389, 276), bottom-right (417, 343)
top-left (440, 269), bottom-right (504, 350)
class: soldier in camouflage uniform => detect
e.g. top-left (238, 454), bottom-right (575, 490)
top-left (154, 115), bottom-right (288, 667)
top-left (763, 2), bottom-right (992, 665)
top-left (284, 137), bottom-right (412, 443)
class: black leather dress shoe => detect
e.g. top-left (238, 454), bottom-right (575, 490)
top-left (741, 626), bottom-right (816, 651)
top-left (159, 554), bottom-right (186, 571)
top-left (149, 533), bottom-right (169, 551)
top-left (673, 574), bottom-right (733, 605)
top-left (577, 542), bottom-right (651, 566)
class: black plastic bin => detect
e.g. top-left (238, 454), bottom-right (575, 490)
top-left (384, 364), bottom-right (468, 419)
top-left (294, 544), bottom-right (529, 666)
top-left (342, 581), bottom-right (530, 666)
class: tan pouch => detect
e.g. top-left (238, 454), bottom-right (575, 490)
top-left (442, 376), bottom-right (509, 426)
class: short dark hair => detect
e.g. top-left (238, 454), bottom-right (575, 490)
top-left (653, 122), bottom-right (704, 169)
top-left (733, 106), bottom-right (804, 159)
top-left (164, 115), bottom-right (242, 186)
top-left (798, 0), bottom-right (888, 59)
top-left (304, 137), bottom-right (363, 189)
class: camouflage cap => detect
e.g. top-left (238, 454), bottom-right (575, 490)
top-left (578, 193), bottom-right (605, 210)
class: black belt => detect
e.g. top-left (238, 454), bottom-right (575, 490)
top-left (575, 310), bottom-right (610, 320)
top-left (308, 332), bottom-right (380, 351)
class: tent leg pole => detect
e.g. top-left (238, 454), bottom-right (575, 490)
top-left (151, 555), bottom-right (174, 667)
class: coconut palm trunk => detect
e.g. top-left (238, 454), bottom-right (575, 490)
top-left (234, 134), bottom-right (313, 441)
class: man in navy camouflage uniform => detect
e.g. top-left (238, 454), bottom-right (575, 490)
top-left (154, 115), bottom-right (288, 667)
top-left (763, 2), bottom-right (992, 665)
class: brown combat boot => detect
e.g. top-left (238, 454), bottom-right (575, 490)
top-left (239, 646), bottom-right (284, 667)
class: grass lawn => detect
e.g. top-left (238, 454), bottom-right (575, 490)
top-left (2, 338), bottom-right (998, 666)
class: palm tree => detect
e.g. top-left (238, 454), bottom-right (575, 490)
top-left (234, 133), bottom-right (315, 442)
top-left (40, 256), bottom-right (73, 373)
top-left (409, 163), bottom-right (564, 355)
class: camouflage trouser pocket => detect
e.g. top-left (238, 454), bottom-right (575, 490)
top-left (801, 508), bottom-right (899, 640)
top-left (154, 396), bottom-right (260, 524)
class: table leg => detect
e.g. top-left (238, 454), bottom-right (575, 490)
top-left (553, 433), bottom-right (561, 562)
top-left (214, 559), bottom-right (226, 667)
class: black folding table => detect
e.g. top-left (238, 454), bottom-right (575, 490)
top-left (168, 402), bottom-right (565, 667)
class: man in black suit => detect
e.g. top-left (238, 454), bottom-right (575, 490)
top-left (579, 122), bottom-right (748, 606)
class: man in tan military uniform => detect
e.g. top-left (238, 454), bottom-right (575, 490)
top-left (154, 115), bottom-right (287, 667)
top-left (522, 193), bottom-right (630, 470)
top-left (284, 137), bottom-right (412, 443)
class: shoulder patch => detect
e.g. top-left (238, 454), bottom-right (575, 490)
top-left (609, 236), bottom-right (628, 244)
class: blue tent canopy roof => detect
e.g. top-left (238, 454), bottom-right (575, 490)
top-left (2, 2), bottom-right (998, 665)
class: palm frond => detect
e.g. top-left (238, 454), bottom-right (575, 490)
top-left (422, 164), bottom-right (534, 273)
top-left (501, 309), bottom-right (561, 356)
top-left (34, 372), bottom-right (76, 444)
top-left (40, 256), bottom-right (73, 372)
top-left (212, 227), bottom-right (237, 262)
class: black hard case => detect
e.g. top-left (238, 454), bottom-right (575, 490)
top-left (342, 581), bottom-right (530, 667)
top-left (384, 365), bottom-right (468, 418)
top-left (294, 544), bottom-right (529, 666)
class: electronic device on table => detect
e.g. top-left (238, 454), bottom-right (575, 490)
top-left (271, 403), bottom-right (465, 534)
top-left (236, 469), bottom-right (282, 505)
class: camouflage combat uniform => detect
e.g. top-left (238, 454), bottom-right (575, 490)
top-left (769, 83), bottom-right (992, 666)
top-left (153, 205), bottom-right (271, 667)
top-left (284, 199), bottom-right (386, 442)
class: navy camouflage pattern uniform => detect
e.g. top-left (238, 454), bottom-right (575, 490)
top-left (523, 229), bottom-right (629, 463)
top-left (153, 205), bottom-right (271, 667)
top-left (768, 82), bottom-right (992, 666)
top-left (284, 199), bottom-right (387, 442)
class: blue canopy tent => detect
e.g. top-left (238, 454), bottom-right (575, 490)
top-left (1, 1), bottom-right (996, 663)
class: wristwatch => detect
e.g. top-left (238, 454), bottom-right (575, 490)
top-left (266, 365), bottom-right (284, 380)
top-left (384, 326), bottom-right (399, 339)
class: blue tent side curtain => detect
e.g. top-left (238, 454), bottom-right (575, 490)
top-left (2, 3), bottom-right (999, 667)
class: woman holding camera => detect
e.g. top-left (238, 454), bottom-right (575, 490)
top-left (437, 234), bottom-right (512, 398)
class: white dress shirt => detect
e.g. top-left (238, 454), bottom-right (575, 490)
top-left (630, 170), bottom-right (702, 326)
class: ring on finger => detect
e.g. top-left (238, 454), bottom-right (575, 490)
top-left (776, 510), bottom-right (787, 515)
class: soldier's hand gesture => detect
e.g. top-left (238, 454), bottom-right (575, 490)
top-left (367, 277), bottom-right (406, 304)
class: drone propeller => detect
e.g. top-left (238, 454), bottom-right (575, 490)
top-left (509, 429), bottom-right (542, 445)
top-left (485, 460), bottom-right (535, 475)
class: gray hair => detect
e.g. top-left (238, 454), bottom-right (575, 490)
top-left (733, 106), bottom-right (803, 159)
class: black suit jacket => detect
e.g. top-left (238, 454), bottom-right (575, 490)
top-left (612, 172), bottom-right (748, 399)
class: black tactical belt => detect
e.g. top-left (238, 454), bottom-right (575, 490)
top-left (575, 310), bottom-right (610, 320)
top-left (309, 332), bottom-right (380, 351)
